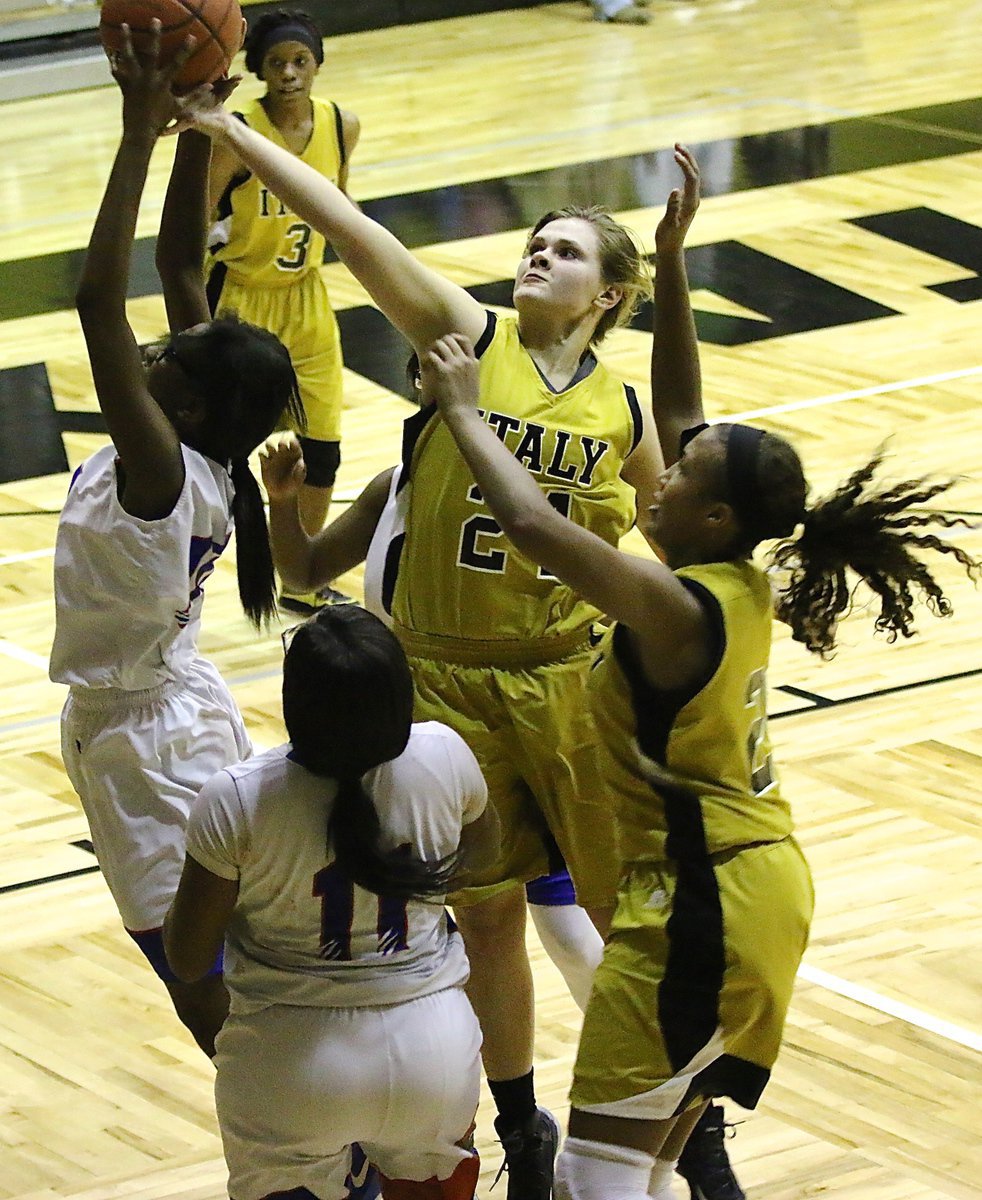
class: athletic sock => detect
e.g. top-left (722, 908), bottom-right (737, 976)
top-left (488, 1070), bottom-right (537, 1132)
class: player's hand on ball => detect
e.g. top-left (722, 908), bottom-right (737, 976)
top-left (112, 20), bottom-right (196, 135)
top-left (260, 433), bottom-right (307, 502)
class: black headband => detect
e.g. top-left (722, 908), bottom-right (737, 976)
top-left (725, 423), bottom-right (766, 536)
top-left (255, 23), bottom-right (322, 66)
top-left (679, 421), bottom-right (767, 539)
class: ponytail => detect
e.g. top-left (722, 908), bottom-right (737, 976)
top-left (770, 449), bottom-right (978, 657)
top-left (230, 456), bottom-right (277, 628)
top-left (170, 314), bottom-right (305, 628)
top-left (283, 606), bottom-right (458, 902)
top-left (328, 776), bottom-right (457, 901)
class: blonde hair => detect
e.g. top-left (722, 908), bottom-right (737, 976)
top-left (527, 205), bottom-right (653, 344)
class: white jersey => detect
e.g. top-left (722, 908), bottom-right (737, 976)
top-left (186, 721), bottom-right (487, 1014)
top-left (362, 464), bottom-right (406, 628)
top-left (49, 443), bottom-right (234, 690)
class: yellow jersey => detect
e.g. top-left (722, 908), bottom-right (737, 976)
top-left (390, 313), bottom-right (643, 651)
top-left (207, 96), bottom-right (343, 289)
top-left (589, 559), bottom-right (793, 862)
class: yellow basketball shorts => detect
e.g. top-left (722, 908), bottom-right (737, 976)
top-left (407, 648), bottom-right (621, 911)
top-left (571, 836), bottom-right (813, 1118)
top-left (209, 268), bottom-right (344, 443)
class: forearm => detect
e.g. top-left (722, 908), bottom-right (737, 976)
top-left (76, 132), bottom-right (155, 316)
top-left (208, 113), bottom-right (476, 348)
top-left (157, 130), bottom-right (211, 329)
top-left (268, 495), bottom-right (318, 592)
top-left (652, 247), bottom-right (704, 465)
top-left (219, 116), bottom-right (380, 261)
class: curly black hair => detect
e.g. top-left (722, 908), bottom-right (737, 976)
top-left (769, 446), bottom-right (979, 657)
top-left (244, 9), bottom-right (324, 76)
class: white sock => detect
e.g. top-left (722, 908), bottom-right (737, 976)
top-left (555, 1136), bottom-right (654, 1200)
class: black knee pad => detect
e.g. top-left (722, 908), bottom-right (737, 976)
top-left (299, 437), bottom-right (341, 488)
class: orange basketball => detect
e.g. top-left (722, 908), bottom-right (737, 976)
top-left (100, 0), bottom-right (243, 94)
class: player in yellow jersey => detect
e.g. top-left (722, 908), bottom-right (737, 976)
top-left (178, 87), bottom-right (665, 1200)
top-left (206, 9), bottom-right (360, 612)
top-left (423, 203), bottom-right (978, 1200)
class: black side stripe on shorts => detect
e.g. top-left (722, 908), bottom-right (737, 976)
top-left (380, 532), bottom-right (405, 618)
top-left (686, 1051), bottom-right (771, 1113)
top-left (658, 785), bottom-right (726, 1074)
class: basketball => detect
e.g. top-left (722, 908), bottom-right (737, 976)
top-left (99, 0), bottom-right (244, 93)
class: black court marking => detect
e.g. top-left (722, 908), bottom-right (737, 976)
top-left (3, 96), bottom-right (982, 325)
top-left (0, 863), bottom-right (100, 895)
top-left (3, 670), bottom-right (978, 894)
top-left (770, 665), bottom-right (982, 719)
top-left (0, 364), bottom-right (67, 483)
top-left (851, 208), bottom-right (982, 303)
top-left (0, 837), bottom-right (99, 896)
top-left (775, 684), bottom-right (835, 708)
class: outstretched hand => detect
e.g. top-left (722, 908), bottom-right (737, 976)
top-left (107, 21), bottom-right (194, 137)
top-left (420, 334), bottom-right (480, 419)
top-left (260, 433), bottom-right (307, 501)
top-left (655, 143), bottom-right (701, 255)
top-left (168, 76), bottom-right (240, 138)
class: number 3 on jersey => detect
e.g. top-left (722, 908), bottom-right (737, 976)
top-left (458, 487), bottom-right (571, 578)
top-left (276, 221), bottom-right (313, 271)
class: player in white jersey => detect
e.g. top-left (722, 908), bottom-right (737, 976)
top-left (49, 35), bottom-right (302, 1056)
top-left (163, 605), bottom-right (498, 1200)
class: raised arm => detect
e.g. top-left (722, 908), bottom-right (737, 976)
top-left (651, 144), bottom-right (703, 468)
top-left (156, 129), bottom-right (212, 331)
top-left (261, 433), bottom-right (394, 591)
top-left (75, 26), bottom-right (191, 519)
top-left (621, 414), bottom-right (665, 556)
top-left (426, 335), bottom-right (708, 685)
top-left (178, 98), bottom-right (486, 352)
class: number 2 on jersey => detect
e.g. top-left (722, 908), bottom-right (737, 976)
top-left (458, 489), bottom-right (572, 577)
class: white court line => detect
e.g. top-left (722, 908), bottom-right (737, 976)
top-left (0, 639), bottom-right (49, 670)
top-left (729, 363), bottom-right (982, 423)
top-left (797, 963), bottom-right (982, 1053)
top-left (0, 547), bottom-right (55, 567)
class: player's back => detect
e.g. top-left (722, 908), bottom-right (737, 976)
top-left (187, 723), bottom-right (483, 1013)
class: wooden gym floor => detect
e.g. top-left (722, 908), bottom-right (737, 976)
top-left (0, 2), bottom-right (979, 1197)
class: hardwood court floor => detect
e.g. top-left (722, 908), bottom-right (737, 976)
top-left (0, 2), bottom-right (980, 1197)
